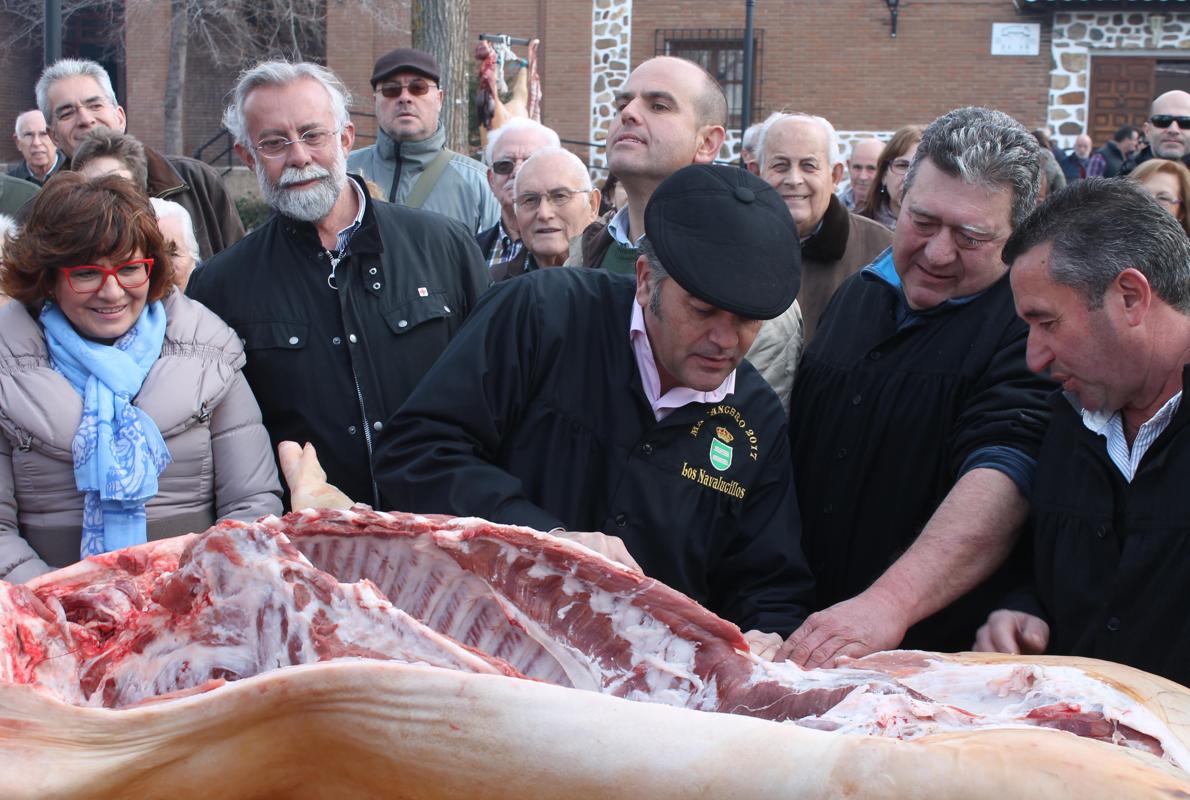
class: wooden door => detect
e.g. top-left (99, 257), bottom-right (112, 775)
top-left (1088, 57), bottom-right (1155, 146)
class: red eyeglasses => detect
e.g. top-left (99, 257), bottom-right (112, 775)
top-left (60, 258), bottom-right (154, 294)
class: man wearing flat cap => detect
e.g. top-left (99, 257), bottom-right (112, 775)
top-left (348, 47), bottom-right (499, 232)
top-left (372, 164), bottom-right (814, 653)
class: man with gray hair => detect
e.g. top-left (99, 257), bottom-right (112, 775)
top-left (9, 110), bottom-right (63, 186)
top-left (35, 58), bottom-right (243, 257)
top-left (754, 114), bottom-right (891, 344)
top-left (476, 118), bottom-right (560, 271)
top-left (974, 179), bottom-right (1190, 688)
top-left (187, 60), bottom-right (489, 507)
top-left (496, 146), bottom-right (599, 280)
top-left (777, 107), bottom-right (1054, 666)
top-left (840, 137), bottom-right (883, 211)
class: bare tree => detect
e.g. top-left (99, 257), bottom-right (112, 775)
top-left (1, 0), bottom-right (405, 155)
top-left (412, 0), bottom-right (471, 152)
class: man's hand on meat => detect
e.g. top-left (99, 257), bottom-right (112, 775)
top-left (743, 630), bottom-right (784, 660)
top-left (278, 441), bottom-right (354, 512)
top-left (775, 587), bottom-right (909, 668)
top-left (973, 609), bottom-right (1050, 656)
top-left (553, 530), bottom-right (643, 573)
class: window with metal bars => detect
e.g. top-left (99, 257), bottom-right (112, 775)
top-left (654, 28), bottom-right (763, 130)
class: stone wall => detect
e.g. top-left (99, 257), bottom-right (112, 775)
top-left (588, 0), bottom-right (632, 170)
top-left (1048, 10), bottom-right (1190, 148)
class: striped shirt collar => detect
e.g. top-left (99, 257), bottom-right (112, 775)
top-left (1078, 391), bottom-right (1183, 482)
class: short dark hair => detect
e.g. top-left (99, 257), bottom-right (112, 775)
top-left (71, 129), bottom-right (149, 191)
top-left (1002, 177), bottom-right (1190, 314)
top-left (1, 172), bottom-right (174, 305)
top-left (1113, 124), bottom-right (1138, 143)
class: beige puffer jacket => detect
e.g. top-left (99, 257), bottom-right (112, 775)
top-left (0, 289), bottom-right (283, 582)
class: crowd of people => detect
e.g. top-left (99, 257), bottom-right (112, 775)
top-left (2, 48), bottom-right (1188, 688)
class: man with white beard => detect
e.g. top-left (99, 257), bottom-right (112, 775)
top-left (188, 61), bottom-right (489, 506)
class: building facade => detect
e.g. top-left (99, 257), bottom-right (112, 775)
top-left (2, 0), bottom-right (1189, 168)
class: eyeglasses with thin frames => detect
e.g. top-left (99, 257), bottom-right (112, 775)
top-left (516, 187), bottom-right (590, 211)
top-left (887, 158), bottom-right (913, 176)
top-left (1151, 193), bottom-right (1183, 208)
top-left (253, 127), bottom-right (341, 159)
top-left (60, 258), bottom-right (154, 294)
top-left (375, 79), bottom-right (437, 99)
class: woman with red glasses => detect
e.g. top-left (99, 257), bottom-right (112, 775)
top-left (0, 173), bottom-right (282, 581)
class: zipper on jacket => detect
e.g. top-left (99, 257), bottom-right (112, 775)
top-left (195, 402), bottom-right (211, 423)
top-left (16, 430), bottom-right (32, 452)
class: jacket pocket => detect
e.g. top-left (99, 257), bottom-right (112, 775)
top-left (235, 321), bottom-right (310, 351)
top-left (382, 293), bottom-right (452, 335)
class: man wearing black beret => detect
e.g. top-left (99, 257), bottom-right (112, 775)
top-left (371, 164), bottom-right (814, 653)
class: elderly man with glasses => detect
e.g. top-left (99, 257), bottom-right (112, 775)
top-left (489, 147), bottom-right (600, 281)
top-left (475, 118), bottom-right (560, 272)
top-left (347, 47), bottom-right (499, 233)
top-left (187, 60), bottom-right (490, 508)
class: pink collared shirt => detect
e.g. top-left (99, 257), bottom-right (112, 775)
top-left (629, 300), bottom-right (735, 421)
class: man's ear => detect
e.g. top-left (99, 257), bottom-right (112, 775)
top-left (234, 142), bottom-right (255, 170)
top-left (1115, 267), bottom-right (1153, 326)
top-left (693, 125), bottom-right (727, 165)
top-left (831, 161), bottom-right (845, 188)
top-left (634, 253), bottom-right (653, 309)
top-left (746, 160), bottom-right (759, 176)
top-left (587, 188), bottom-right (602, 220)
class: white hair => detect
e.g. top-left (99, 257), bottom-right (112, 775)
top-left (150, 197), bottom-right (201, 261)
top-left (223, 61), bottom-right (352, 148)
top-left (741, 119), bottom-right (768, 153)
top-left (36, 59), bottom-right (119, 123)
top-left (13, 109), bottom-right (44, 137)
top-left (484, 118), bottom-right (561, 165)
top-left (756, 112), bottom-right (842, 170)
top-left (0, 213), bottom-right (16, 260)
top-left (514, 146), bottom-right (592, 193)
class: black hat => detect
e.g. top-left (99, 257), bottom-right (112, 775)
top-left (643, 164), bottom-right (801, 320)
top-left (371, 47), bottom-right (441, 87)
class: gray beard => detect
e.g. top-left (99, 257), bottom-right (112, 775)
top-left (256, 153), bottom-right (347, 222)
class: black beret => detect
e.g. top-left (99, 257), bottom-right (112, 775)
top-left (371, 47), bottom-right (441, 87)
top-left (643, 164), bottom-right (801, 320)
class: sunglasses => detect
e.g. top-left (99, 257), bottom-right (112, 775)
top-left (376, 79), bottom-right (437, 99)
top-left (491, 156), bottom-right (529, 176)
top-left (1150, 115), bottom-right (1190, 129)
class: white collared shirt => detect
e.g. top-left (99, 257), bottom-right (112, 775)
top-left (607, 206), bottom-right (643, 248)
top-left (1080, 391), bottom-right (1183, 482)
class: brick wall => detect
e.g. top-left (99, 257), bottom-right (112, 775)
top-left (634, 0), bottom-right (1052, 134)
top-left (328, 0), bottom-right (413, 147)
top-left (0, 15), bottom-right (50, 165)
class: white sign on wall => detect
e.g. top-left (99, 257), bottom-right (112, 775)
top-left (991, 23), bottom-right (1041, 56)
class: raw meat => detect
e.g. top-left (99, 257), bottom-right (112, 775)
top-left (6, 520), bottom-right (518, 709)
top-left (3, 506), bottom-right (1190, 799)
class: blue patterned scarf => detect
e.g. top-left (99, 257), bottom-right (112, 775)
top-left (40, 301), bottom-right (172, 558)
